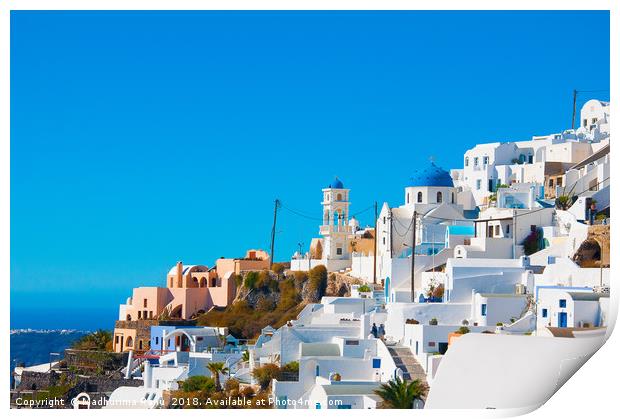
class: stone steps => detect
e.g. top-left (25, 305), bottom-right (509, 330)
top-left (387, 346), bottom-right (428, 384)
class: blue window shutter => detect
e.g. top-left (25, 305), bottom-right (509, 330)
top-left (559, 299), bottom-right (566, 308)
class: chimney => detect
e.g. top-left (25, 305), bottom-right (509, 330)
top-left (176, 261), bottom-right (183, 288)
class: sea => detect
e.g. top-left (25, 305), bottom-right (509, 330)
top-left (10, 329), bottom-right (91, 376)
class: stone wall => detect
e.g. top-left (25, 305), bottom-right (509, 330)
top-left (64, 349), bottom-right (128, 373)
top-left (14, 370), bottom-right (142, 409)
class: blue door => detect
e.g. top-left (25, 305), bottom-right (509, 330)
top-left (384, 277), bottom-right (390, 303)
top-left (558, 312), bottom-right (568, 328)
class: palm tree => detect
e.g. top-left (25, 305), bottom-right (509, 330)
top-left (374, 377), bottom-right (428, 409)
top-left (207, 362), bottom-right (229, 391)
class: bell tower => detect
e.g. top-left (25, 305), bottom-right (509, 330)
top-left (320, 177), bottom-right (351, 260)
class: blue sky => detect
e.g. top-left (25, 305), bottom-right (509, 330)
top-left (10, 11), bottom-right (609, 329)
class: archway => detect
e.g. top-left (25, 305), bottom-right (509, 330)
top-left (169, 304), bottom-right (183, 319)
top-left (126, 336), bottom-right (134, 348)
top-left (574, 239), bottom-right (602, 267)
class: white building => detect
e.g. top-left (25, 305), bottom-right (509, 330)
top-left (454, 100), bottom-right (610, 208)
top-left (272, 337), bottom-right (392, 409)
top-left (290, 177), bottom-right (357, 272)
top-left (535, 287), bottom-right (609, 332)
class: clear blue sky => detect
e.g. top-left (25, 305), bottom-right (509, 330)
top-left (10, 11), bottom-right (609, 329)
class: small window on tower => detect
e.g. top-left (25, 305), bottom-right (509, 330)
top-left (336, 248), bottom-right (342, 255)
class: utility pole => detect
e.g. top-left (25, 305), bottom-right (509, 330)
top-left (512, 209), bottom-right (517, 259)
top-left (389, 209), bottom-right (393, 258)
top-left (269, 199), bottom-right (280, 269)
top-left (571, 89), bottom-right (578, 130)
top-left (411, 210), bottom-right (417, 303)
top-left (373, 201), bottom-right (378, 285)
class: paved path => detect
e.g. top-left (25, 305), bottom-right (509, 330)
top-left (387, 345), bottom-right (428, 384)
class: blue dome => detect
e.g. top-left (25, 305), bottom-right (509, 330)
top-left (408, 162), bottom-right (454, 187)
top-left (329, 177), bottom-right (344, 189)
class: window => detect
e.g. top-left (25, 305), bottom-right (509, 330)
top-left (528, 155), bottom-right (533, 164)
top-left (483, 156), bottom-right (489, 165)
top-left (407, 193), bottom-right (410, 204)
top-left (542, 309), bottom-right (548, 318)
top-left (559, 299), bottom-right (566, 308)
top-left (592, 117), bottom-right (598, 124)
top-left (436, 191), bottom-right (443, 203)
top-left (495, 225), bottom-right (500, 236)
top-left (451, 192), bottom-right (455, 204)
top-left (557, 178), bottom-right (562, 187)
top-left (372, 358), bottom-right (381, 368)
top-left (115, 336), bottom-right (119, 344)
top-left (155, 337), bottom-right (159, 345)
top-left (474, 157), bottom-right (479, 166)
top-left (549, 179), bottom-right (554, 187)
top-left (138, 311), bottom-right (142, 319)
top-left (383, 217), bottom-right (386, 224)
top-left (336, 247), bottom-right (343, 255)
top-left (417, 191), bottom-right (423, 203)
top-left (476, 179), bottom-right (481, 190)
top-left (143, 298), bottom-right (148, 308)
top-left (488, 225), bottom-right (494, 237)
top-left (415, 341), bottom-right (419, 355)
top-left (583, 118), bottom-right (588, 127)
top-left (506, 224), bottom-right (510, 235)
top-left (428, 341), bottom-right (435, 347)
top-left (481, 304), bottom-right (487, 316)
top-left (316, 403), bottom-right (321, 409)
top-left (382, 237), bottom-right (386, 245)
top-left (139, 340), bottom-right (143, 350)
top-left (315, 365), bottom-right (320, 377)
top-left (465, 157), bottom-right (469, 167)
top-left (345, 340), bottom-right (359, 345)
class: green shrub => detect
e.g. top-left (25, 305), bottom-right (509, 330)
top-left (233, 274), bottom-right (243, 287)
top-left (293, 271), bottom-right (308, 290)
top-left (257, 270), bottom-right (271, 288)
top-left (271, 263), bottom-right (285, 276)
top-left (252, 363), bottom-right (281, 390)
top-left (71, 329), bottom-right (112, 351)
top-left (357, 284), bottom-right (372, 293)
top-left (456, 326), bottom-right (470, 334)
top-left (307, 265), bottom-right (328, 301)
top-left (281, 361), bottom-right (299, 373)
top-left (244, 271), bottom-right (260, 289)
top-left (429, 318), bottom-right (438, 325)
top-left (181, 376), bottom-right (216, 393)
